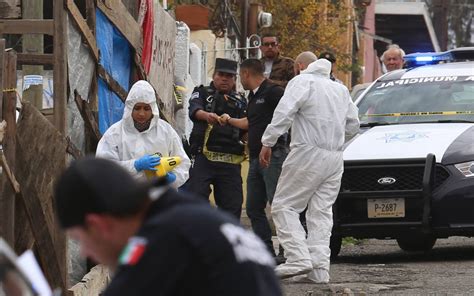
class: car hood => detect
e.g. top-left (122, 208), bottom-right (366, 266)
top-left (344, 123), bottom-right (474, 164)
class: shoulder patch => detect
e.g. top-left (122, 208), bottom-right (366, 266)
top-left (119, 236), bottom-right (148, 266)
top-left (191, 92), bottom-right (200, 100)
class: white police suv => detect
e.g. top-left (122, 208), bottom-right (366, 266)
top-left (331, 48), bottom-right (474, 258)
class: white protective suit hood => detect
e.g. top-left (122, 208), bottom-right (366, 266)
top-left (122, 80), bottom-right (160, 132)
top-left (96, 80), bottom-right (191, 187)
top-left (301, 59), bottom-right (331, 77)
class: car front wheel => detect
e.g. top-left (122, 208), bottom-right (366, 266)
top-left (396, 234), bottom-right (436, 252)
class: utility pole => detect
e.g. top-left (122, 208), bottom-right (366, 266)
top-left (240, 0), bottom-right (249, 59)
top-left (432, 0), bottom-right (449, 51)
top-left (22, 0), bottom-right (44, 110)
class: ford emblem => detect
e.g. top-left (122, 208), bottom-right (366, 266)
top-left (378, 177), bottom-right (396, 185)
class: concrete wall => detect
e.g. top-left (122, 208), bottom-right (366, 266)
top-left (175, 22), bottom-right (190, 82)
top-left (189, 43), bottom-right (202, 85)
top-left (190, 30), bottom-right (234, 85)
top-left (174, 22), bottom-right (195, 140)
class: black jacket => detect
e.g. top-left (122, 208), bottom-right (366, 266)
top-left (247, 79), bottom-right (288, 158)
top-left (103, 189), bottom-right (282, 296)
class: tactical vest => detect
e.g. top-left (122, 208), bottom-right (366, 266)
top-left (203, 86), bottom-right (246, 156)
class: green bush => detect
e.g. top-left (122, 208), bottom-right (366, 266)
top-left (342, 237), bottom-right (363, 246)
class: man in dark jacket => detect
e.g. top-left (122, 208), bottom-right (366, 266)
top-left (181, 58), bottom-right (247, 219)
top-left (55, 157), bottom-right (282, 296)
top-left (219, 59), bottom-right (288, 261)
top-left (259, 34), bottom-right (295, 87)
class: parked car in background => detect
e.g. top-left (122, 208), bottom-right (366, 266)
top-left (331, 48), bottom-right (474, 258)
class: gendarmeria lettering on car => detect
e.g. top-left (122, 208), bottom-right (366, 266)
top-left (220, 223), bottom-right (275, 267)
top-left (376, 76), bottom-right (474, 89)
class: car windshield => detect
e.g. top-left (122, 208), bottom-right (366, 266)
top-left (358, 75), bottom-right (474, 125)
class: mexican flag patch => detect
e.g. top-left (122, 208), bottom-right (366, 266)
top-left (119, 236), bottom-right (148, 266)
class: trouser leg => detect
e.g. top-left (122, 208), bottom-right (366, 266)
top-left (271, 163), bottom-right (319, 265)
top-left (263, 149), bottom-right (287, 204)
top-left (213, 163), bottom-right (243, 219)
top-left (180, 154), bottom-right (212, 200)
top-left (306, 169), bottom-right (342, 271)
top-left (263, 149), bottom-right (288, 259)
top-left (246, 158), bottom-right (274, 255)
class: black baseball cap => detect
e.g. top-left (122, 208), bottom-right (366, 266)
top-left (55, 157), bottom-right (152, 228)
top-left (319, 51), bottom-right (336, 63)
top-left (215, 58), bottom-right (238, 75)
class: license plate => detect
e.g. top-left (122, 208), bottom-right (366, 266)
top-left (367, 198), bottom-right (405, 218)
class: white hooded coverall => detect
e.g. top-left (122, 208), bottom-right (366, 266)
top-left (261, 59), bottom-right (359, 279)
top-left (96, 80), bottom-right (190, 188)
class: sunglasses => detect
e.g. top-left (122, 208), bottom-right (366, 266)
top-left (262, 42), bottom-right (278, 47)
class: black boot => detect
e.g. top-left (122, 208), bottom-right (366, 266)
top-left (274, 244), bottom-right (286, 265)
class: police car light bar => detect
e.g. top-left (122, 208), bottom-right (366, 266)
top-left (415, 56), bottom-right (434, 62)
top-left (404, 52), bottom-right (452, 68)
top-left (404, 47), bottom-right (474, 68)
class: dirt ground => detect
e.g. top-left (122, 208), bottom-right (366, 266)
top-left (281, 237), bottom-right (474, 295)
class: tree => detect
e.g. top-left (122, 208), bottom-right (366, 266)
top-left (427, 0), bottom-right (473, 49)
top-left (170, 0), bottom-right (358, 75)
top-left (260, 0), bottom-right (354, 72)
top-left (448, 0), bottom-right (473, 48)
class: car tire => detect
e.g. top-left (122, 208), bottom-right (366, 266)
top-left (330, 235), bottom-right (342, 260)
top-left (396, 234), bottom-right (436, 252)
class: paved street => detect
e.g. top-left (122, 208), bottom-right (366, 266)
top-left (282, 237), bottom-right (474, 295)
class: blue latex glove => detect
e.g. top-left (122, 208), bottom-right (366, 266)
top-left (165, 172), bottom-right (176, 184)
top-left (134, 155), bottom-right (161, 172)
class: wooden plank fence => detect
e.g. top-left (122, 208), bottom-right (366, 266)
top-left (0, 0), bottom-right (146, 293)
top-left (0, 45), bottom-right (17, 247)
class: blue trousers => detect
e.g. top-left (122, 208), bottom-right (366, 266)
top-left (246, 149), bottom-right (288, 255)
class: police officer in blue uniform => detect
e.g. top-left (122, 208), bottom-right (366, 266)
top-left (182, 58), bottom-right (247, 219)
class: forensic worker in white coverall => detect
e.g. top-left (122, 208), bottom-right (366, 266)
top-left (96, 80), bottom-right (190, 188)
top-left (259, 59), bottom-right (359, 282)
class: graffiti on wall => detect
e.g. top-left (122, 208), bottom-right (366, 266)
top-left (154, 38), bottom-right (175, 76)
top-left (148, 4), bottom-right (176, 125)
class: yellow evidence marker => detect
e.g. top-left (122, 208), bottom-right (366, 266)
top-left (145, 156), bottom-right (182, 179)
